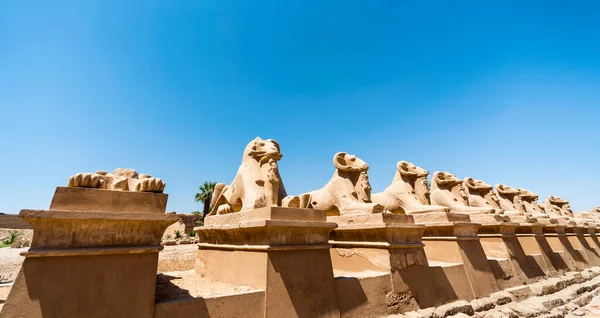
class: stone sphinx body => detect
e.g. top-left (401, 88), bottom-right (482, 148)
top-left (372, 161), bottom-right (449, 214)
top-left (544, 195), bottom-right (574, 218)
top-left (518, 188), bottom-right (547, 217)
top-left (495, 184), bottom-right (528, 215)
top-left (209, 137), bottom-right (291, 215)
top-left (290, 152), bottom-right (386, 216)
top-left (462, 177), bottom-right (502, 211)
top-left (429, 172), bottom-right (495, 214)
top-left (576, 206), bottom-right (600, 221)
top-left (68, 168), bottom-right (166, 193)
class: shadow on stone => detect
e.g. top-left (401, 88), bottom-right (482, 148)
top-left (536, 235), bottom-right (570, 273)
top-left (155, 274), bottom-right (193, 302)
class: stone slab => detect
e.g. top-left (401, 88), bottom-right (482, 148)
top-left (20, 209), bottom-right (178, 248)
top-left (50, 186), bottom-right (168, 214)
top-left (411, 212), bottom-right (470, 224)
top-left (204, 206), bottom-right (326, 226)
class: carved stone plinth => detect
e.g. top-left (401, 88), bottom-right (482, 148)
top-left (478, 222), bottom-right (547, 288)
top-left (327, 213), bottom-right (443, 315)
top-left (574, 225), bottom-right (600, 266)
top-left (542, 225), bottom-right (585, 271)
top-left (1, 187), bottom-right (178, 318)
top-left (195, 207), bottom-right (340, 318)
top-left (513, 224), bottom-right (558, 276)
top-left (504, 214), bottom-right (537, 224)
top-left (412, 212), bottom-right (500, 300)
top-left (50, 186), bottom-right (168, 214)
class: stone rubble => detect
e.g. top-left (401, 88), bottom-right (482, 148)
top-left (391, 267), bottom-right (600, 318)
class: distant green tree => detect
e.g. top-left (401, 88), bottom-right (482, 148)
top-left (191, 210), bottom-right (202, 216)
top-left (195, 181), bottom-right (217, 218)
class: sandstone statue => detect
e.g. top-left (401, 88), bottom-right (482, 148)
top-left (576, 206), bottom-right (600, 221)
top-left (494, 184), bottom-right (527, 215)
top-left (414, 176), bottom-right (431, 205)
top-left (68, 168), bottom-right (166, 193)
top-left (209, 137), bottom-right (293, 215)
top-left (287, 152), bottom-right (386, 216)
top-left (544, 196), bottom-right (574, 218)
top-left (518, 188), bottom-right (547, 217)
top-left (429, 172), bottom-right (495, 214)
top-left (462, 177), bottom-right (502, 211)
top-left (372, 161), bottom-right (449, 214)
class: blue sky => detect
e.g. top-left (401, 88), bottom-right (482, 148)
top-left (1, 1), bottom-right (599, 214)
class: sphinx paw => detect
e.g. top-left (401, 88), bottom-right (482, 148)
top-left (68, 173), bottom-right (103, 188)
top-left (217, 204), bottom-right (232, 215)
top-left (134, 177), bottom-right (166, 193)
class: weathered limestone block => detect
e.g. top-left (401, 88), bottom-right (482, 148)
top-left (209, 137), bottom-right (292, 215)
top-left (288, 152), bottom-right (387, 215)
top-left (1, 170), bottom-right (178, 318)
top-left (372, 161), bottom-right (449, 214)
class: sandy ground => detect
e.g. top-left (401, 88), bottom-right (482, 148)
top-left (155, 270), bottom-right (257, 302)
top-left (0, 247), bottom-right (27, 283)
top-left (157, 244), bottom-right (197, 272)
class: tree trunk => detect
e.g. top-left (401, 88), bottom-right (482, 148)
top-left (202, 195), bottom-right (211, 218)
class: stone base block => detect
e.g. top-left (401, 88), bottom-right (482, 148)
top-left (410, 211), bottom-right (470, 225)
top-left (50, 186), bottom-right (168, 214)
top-left (545, 233), bottom-right (579, 271)
top-left (196, 248), bottom-right (339, 317)
top-left (479, 234), bottom-right (546, 287)
top-left (423, 236), bottom-right (500, 299)
top-left (516, 234), bottom-right (557, 276)
top-left (194, 207), bottom-right (340, 318)
top-left (3, 252), bottom-right (160, 318)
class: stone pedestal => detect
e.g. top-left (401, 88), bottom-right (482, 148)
top-left (581, 225), bottom-right (600, 265)
top-left (514, 224), bottom-right (558, 276)
top-left (479, 222), bottom-right (547, 289)
top-left (543, 225), bottom-right (580, 271)
top-left (413, 212), bottom-right (500, 300)
top-left (1, 187), bottom-right (178, 318)
top-left (195, 207), bottom-right (340, 318)
top-left (565, 226), bottom-right (594, 268)
top-left (327, 213), bottom-right (441, 315)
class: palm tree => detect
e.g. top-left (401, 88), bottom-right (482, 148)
top-left (195, 181), bottom-right (217, 218)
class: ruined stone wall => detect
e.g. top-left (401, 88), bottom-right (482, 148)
top-left (0, 214), bottom-right (32, 229)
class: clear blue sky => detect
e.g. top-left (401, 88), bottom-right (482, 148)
top-left (1, 1), bottom-right (599, 214)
